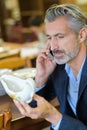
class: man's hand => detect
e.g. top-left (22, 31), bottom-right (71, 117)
top-left (35, 42), bottom-right (56, 87)
top-left (14, 94), bottom-right (62, 126)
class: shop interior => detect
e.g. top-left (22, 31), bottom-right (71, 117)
top-left (0, 0), bottom-right (87, 130)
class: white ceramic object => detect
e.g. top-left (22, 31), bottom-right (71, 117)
top-left (1, 74), bottom-right (35, 103)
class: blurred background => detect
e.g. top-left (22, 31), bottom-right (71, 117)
top-left (0, 1), bottom-right (87, 130)
top-left (0, 0), bottom-right (87, 44)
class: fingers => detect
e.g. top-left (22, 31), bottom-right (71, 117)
top-left (13, 99), bottom-right (40, 119)
top-left (13, 95), bottom-right (52, 120)
top-left (36, 41), bottom-right (52, 63)
top-left (13, 100), bottom-right (28, 115)
top-left (45, 41), bottom-right (50, 50)
top-left (40, 41), bottom-right (50, 54)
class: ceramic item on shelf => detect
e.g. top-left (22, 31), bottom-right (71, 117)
top-left (13, 68), bottom-right (36, 79)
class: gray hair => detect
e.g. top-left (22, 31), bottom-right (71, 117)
top-left (45, 4), bottom-right (87, 41)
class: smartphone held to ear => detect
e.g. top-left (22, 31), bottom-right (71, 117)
top-left (46, 49), bottom-right (54, 59)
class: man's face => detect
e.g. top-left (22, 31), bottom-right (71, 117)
top-left (45, 16), bottom-right (81, 64)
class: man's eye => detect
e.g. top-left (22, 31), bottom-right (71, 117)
top-left (58, 35), bottom-right (64, 38)
top-left (47, 37), bottom-right (51, 40)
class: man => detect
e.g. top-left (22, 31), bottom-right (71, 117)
top-left (14, 4), bottom-right (87, 130)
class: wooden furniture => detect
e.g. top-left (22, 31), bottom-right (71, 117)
top-left (0, 110), bottom-right (12, 130)
top-left (0, 42), bottom-right (40, 69)
top-left (0, 57), bottom-right (26, 70)
top-left (0, 56), bottom-right (33, 69)
top-left (3, 42), bottom-right (39, 60)
top-left (0, 0), bottom-right (8, 41)
top-left (18, 0), bottom-right (59, 27)
top-left (0, 49), bottom-right (20, 60)
top-left (0, 95), bottom-right (59, 130)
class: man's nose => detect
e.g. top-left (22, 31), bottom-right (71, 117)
top-left (50, 37), bottom-right (59, 50)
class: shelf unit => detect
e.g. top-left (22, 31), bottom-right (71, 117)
top-left (18, 0), bottom-right (59, 27)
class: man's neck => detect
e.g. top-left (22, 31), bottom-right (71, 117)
top-left (68, 44), bottom-right (86, 77)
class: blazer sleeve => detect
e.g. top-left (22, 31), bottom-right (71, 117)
top-left (36, 78), bottom-right (56, 101)
top-left (57, 114), bottom-right (87, 130)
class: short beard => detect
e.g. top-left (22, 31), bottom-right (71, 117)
top-left (53, 43), bottom-right (80, 65)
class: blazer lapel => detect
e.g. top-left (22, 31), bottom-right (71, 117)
top-left (78, 55), bottom-right (87, 100)
top-left (55, 67), bottom-right (69, 113)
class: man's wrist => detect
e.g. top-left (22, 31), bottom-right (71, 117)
top-left (51, 117), bottom-right (62, 130)
top-left (35, 76), bottom-right (47, 87)
top-left (45, 106), bottom-right (62, 126)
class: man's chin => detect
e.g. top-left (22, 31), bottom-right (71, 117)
top-left (54, 58), bottom-right (69, 65)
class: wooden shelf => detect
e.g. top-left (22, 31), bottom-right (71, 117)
top-left (21, 11), bottom-right (44, 16)
top-left (18, 0), bottom-right (59, 27)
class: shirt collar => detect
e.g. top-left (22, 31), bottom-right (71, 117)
top-left (65, 56), bottom-right (86, 80)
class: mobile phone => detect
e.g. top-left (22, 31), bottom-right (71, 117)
top-left (46, 49), bottom-right (54, 59)
top-left (29, 100), bottom-right (37, 108)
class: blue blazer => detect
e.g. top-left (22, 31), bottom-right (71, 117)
top-left (37, 56), bottom-right (87, 130)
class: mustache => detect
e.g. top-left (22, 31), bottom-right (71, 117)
top-left (52, 49), bottom-right (73, 59)
top-left (52, 49), bottom-right (64, 54)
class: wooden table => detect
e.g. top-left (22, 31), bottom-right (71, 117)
top-left (0, 95), bottom-right (59, 130)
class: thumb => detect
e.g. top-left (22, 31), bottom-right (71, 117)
top-left (33, 94), bottom-right (41, 102)
top-left (32, 94), bottom-right (42, 101)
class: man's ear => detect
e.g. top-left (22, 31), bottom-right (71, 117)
top-left (78, 28), bottom-right (87, 43)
